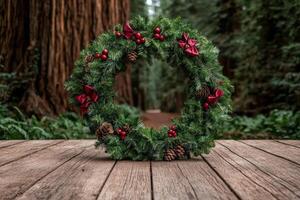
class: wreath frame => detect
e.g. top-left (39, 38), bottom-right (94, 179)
top-left (66, 16), bottom-right (233, 161)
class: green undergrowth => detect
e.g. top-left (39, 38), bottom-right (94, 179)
top-left (222, 110), bottom-right (300, 139)
top-left (0, 104), bottom-right (92, 140)
top-left (1, 103), bottom-right (299, 140)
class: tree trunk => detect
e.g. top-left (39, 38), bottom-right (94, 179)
top-left (217, 0), bottom-right (240, 79)
top-left (114, 63), bottom-right (133, 105)
top-left (0, 0), bottom-right (130, 117)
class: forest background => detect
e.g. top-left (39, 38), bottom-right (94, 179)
top-left (0, 0), bottom-right (299, 139)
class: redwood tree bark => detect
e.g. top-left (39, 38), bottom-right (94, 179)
top-left (0, 0), bottom-right (130, 116)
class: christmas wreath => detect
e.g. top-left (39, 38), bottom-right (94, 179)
top-left (66, 17), bottom-right (232, 161)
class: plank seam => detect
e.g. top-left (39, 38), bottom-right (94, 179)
top-left (95, 160), bottom-right (117, 200)
top-left (14, 146), bottom-right (90, 199)
top-left (218, 141), bottom-right (300, 197)
top-left (239, 141), bottom-right (300, 166)
top-left (150, 161), bottom-right (154, 200)
top-left (0, 140), bottom-right (65, 168)
top-left (275, 141), bottom-right (300, 149)
top-left (210, 148), bottom-right (281, 200)
top-left (0, 140), bottom-right (28, 149)
top-left (201, 155), bottom-right (242, 200)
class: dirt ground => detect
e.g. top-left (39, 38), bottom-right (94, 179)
top-left (141, 112), bottom-right (179, 130)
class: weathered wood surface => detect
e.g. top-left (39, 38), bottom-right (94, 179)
top-left (241, 140), bottom-right (300, 165)
top-left (276, 140), bottom-right (300, 148)
top-left (98, 161), bottom-right (151, 200)
top-left (0, 140), bottom-right (299, 200)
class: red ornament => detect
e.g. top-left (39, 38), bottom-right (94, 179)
top-left (95, 53), bottom-right (101, 59)
top-left (75, 94), bottom-right (88, 104)
top-left (140, 38), bottom-right (146, 43)
top-left (153, 33), bottom-right (160, 39)
top-left (154, 27), bottom-right (161, 34)
top-left (89, 92), bottom-right (99, 102)
top-left (134, 32), bottom-right (142, 39)
top-left (100, 54), bottom-right (108, 61)
top-left (102, 49), bottom-right (109, 55)
top-left (83, 85), bottom-right (95, 95)
top-left (115, 31), bottom-right (122, 38)
top-left (159, 35), bottom-right (165, 41)
top-left (202, 88), bottom-right (224, 111)
top-left (80, 101), bottom-right (91, 115)
top-left (123, 22), bottom-right (134, 39)
top-left (75, 85), bottom-right (99, 115)
top-left (203, 102), bottom-right (209, 111)
top-left (177, 33), bottom-right (199, 57)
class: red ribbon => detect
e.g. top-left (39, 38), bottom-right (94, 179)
top-left (75, 85), bottom-right (99, 114)
top-left (123, 22), bottom-right (134, 39)
top-left (204, 88), bottom-right (224, 110)
top-left (178, 33), bottom-right (199, 57)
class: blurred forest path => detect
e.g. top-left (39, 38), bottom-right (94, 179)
top-left (142, 111), bottom-right (179, 129)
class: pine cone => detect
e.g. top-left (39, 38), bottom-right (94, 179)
top-left (84, 55), bottom-right (94, 64)
top-left (174, 145), bottom-right (186, 159)
top-left (196, 85), bottom-right (211, 100)
top-left (127, 51), bottom-right (138, 62)
top-left (96, 122), bottom-right (114, 140)
top-left (164, 149), bottom-right (177, 161)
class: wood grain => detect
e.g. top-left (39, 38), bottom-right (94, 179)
top-left (152, 159), bottom-right (238, 200)
top-left (0, 140), bottom-right (93, 200)
top-left (16, 147), bottom-right (115, 200)
top-left (204, 143), bottom-right (300, 200)
top-left (218, 140), bottom-right (300, 195)
top-left (0, 140), bottom-right (26, 148)
top-left (241, 140), bottom-right (300, 165)
top-left (276, 140), bottom-right (300, 148)
top-left (0, 140), bottom-right (62, 167)
top-left (0, 140), bottom-right (299, 200)
top-left (97, 161), bottom-right (151, 200)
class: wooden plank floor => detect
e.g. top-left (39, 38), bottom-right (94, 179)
top-left (0, 140), bottom-right (299, 200)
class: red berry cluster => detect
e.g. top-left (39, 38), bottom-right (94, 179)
top-left (117, 128), bottom-right (127, 140)
top-left (168, 125), bottom-right (177, 137)
top-left (153, 27), bottom-right (165, 41)
top-left (95, 49), bottom-right (109, 61)
top-left (134, 32), bottom-right (146, 45)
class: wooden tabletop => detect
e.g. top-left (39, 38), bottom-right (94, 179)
top-left (0, 140), bottom-right (299, 200)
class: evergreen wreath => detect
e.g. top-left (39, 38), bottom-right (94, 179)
top-left (66, 17), bottom-right (233, 161)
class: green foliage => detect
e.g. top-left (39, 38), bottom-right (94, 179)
top-left (222, 110), bottom-right (300, 139)
top-left (66, 17), bottom-right (233, 160)
top-left (0, 48), bottom-right (40, 103)
top-left (234, 0), bottom-right (300, 113)
top-left (131, 0), bottom-right (148, 18)
top-left (161, 0), bottom-right (219, 38)
top-left (0, 104), bottom-right (91, 140)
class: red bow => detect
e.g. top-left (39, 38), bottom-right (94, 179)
top-left (178, 33), bottom-right (199, 57)
top-left (75, 85), bottom-right (99, 114)
top-left (204, 88), bottom-right (224, 110)
top-left (123, 22), bottom-right (134, 39)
